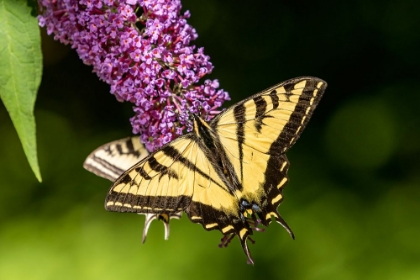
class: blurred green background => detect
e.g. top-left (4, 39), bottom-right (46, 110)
top-left (1, 1), bottom-right (420, 279)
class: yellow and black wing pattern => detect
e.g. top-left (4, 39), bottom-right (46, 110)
top-left (105, 77), bottom-right (327, 264)
top-left (83, 137), bottom-right (182, 242)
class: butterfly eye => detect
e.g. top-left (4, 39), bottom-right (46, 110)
top-left (240, 199), bottom-right (251, 208)
top-left (251, 203), bottom-right (261, 213)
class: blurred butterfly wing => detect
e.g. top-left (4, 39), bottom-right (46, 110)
top-left (83, 137), bottom-right (148, 181)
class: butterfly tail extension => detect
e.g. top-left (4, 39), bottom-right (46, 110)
top-left (141, 213), bottom-right (158, 243)
top-left (219, 228), bottom-right (255, 265)
top-left (274, 213), bottom-right (295, 239)
top-left (257, 202), bottom-right (295, 239)
top-left (141, 212), bottom-right (183, 243)
top-left (238, 228), bottom-right (255, 265)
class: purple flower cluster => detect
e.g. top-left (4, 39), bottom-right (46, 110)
top-left (38, 0), bottom-right (230, 151)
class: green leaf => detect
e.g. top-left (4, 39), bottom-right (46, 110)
top-left (0, 0), bottom-right (43, 182)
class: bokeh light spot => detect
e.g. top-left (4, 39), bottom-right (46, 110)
top-left (325, 98), bottom-right (397, 170)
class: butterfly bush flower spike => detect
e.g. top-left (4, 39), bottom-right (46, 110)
top-left (38, 0), bottom-right (230, 152)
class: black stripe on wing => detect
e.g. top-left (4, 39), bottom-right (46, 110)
top-left (275, 78), bottom-right (326, 152)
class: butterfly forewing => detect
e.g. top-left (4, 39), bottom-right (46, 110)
top-left (105, 135), bottom-right (238, 219)
top-left (211, 77), bottom-right (326, 223)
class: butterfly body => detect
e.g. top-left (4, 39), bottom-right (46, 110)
top-left (86, 77), bottom-right (327, 264)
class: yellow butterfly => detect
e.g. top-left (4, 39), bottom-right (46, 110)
top-left (85, 76), bottom-right (327, 264)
